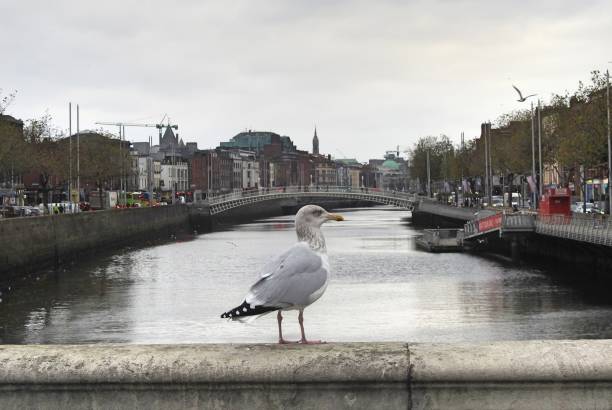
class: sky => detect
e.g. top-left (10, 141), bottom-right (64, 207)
top-left (1, 0), bottom-right (611, 161)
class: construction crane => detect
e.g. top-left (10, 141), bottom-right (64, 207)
top-left (385, 145), bottom-right (402, 158)
top-left (95, 119), bottom-right (178, 145)
top-left (95, 115), bottom-right (179, 206)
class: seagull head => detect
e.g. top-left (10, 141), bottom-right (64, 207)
top-left (296, 204), bottom-right (344, 228)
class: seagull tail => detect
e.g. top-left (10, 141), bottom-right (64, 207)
top-left (220, 300), bottom-right (278, 320)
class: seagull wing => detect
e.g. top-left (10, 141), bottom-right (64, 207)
top-left (246, 242), bottom-right (327, 309)
top-left (512, 84), bottom-right (524, 99)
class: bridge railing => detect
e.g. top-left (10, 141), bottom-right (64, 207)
top-left (205, 186), bottom-right (417, 205)
top-left (502, 213), bottom-right (536, 231)
top-left (536, 213), bottom-right (612, 246)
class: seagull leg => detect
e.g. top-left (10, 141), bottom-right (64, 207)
top-left (298, 309), bottom-right (324, 344)
top-left (277, 311), bottom-right (297, 344)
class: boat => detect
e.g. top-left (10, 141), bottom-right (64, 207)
top-left (416, 229), bottom-right (464, 252)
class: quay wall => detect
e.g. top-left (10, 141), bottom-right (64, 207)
top-left (414, 202), bottom-right (612, 277)
top-left (514, 233), bottom-right (612, 280)
top-left (0, 341), bottom-right (611, 409)
top-left (0, 206), bottom-right (194, 282)
top-left (0, 197), bottom-right (376, 282)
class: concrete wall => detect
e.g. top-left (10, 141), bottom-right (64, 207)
top-left (0, 341), bottom-right (611, 409)
top-left (0, 206), bottom-right (192, 282)
top-left (518, 233), bottom-right (612, 279)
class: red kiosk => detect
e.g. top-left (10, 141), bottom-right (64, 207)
top-left (539, 188), bottom-right (571, 217)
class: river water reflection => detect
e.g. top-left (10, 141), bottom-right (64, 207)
top-left (1, 206), bottom-right (611, 344)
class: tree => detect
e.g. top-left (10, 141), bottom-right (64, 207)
top-left (78, 132), bottom-right (132, 209)
top-left (546, 71), bottom-right (608, 195)
top-left (409, 135), bottom-right (457, 193)
top-left (492, 110), bottom-right (533, 176)
top-left (0, 89), bottom-right (25, 187)
top-left (24, 113), bottom-right (66, 206)
top-left (0, 89), bottom-right (17, 115)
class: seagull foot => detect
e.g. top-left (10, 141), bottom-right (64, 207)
top-left (299, 339), bottom-right (326, 345)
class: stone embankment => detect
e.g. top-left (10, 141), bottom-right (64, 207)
top-left (0, 340), bottom-right (611, 409)
top-left (0, 205), bottom-right (205, 281)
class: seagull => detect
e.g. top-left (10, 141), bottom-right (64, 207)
top-left (512, 85), bottom-right (537, 102)
top-left (221, 205), bottom-right (344, 344)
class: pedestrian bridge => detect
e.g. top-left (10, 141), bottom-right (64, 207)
top-left (204, 186), bottom-right (417, 215)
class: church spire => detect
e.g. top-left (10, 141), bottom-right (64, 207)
top-left (312, 126), bottom-right (319, 155)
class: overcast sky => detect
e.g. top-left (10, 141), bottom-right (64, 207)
top-left (2, 0), bottom-right (611, 161)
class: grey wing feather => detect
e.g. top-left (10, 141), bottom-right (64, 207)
top-left (246, 242), bottom-right (327, 308)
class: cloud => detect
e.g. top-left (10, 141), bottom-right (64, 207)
top-left (1, 0), bottom-right (611, 160)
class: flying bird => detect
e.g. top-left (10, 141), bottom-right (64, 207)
top-left (221, 205), bottom-right (344, 344)
top-left (512, 85), bottom-right (537, 102)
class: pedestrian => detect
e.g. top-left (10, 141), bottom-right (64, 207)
top-left (59, 204), bottom-right (65, 213)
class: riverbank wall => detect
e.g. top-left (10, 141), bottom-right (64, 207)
top-left (0, 340), bottom-right (611, 409)
top-left (483, 232), bottom-right (612, 281)
top-left (413, 202), bottom-right (612, 278)
top-left (0, 198), bottom-right (375, 283)
top-left (0, 206), bottom-right (197, 282)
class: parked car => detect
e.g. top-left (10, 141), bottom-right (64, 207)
top-left (573, 202), bottom-right (605, 214)
top-left (491, 195), bottom-right (504, 207)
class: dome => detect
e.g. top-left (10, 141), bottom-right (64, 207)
top-left (381, 159), bottom-right (400, 170)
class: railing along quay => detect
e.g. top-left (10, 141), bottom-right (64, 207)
top-left (464, 212), bottom-right (536, 240)
top-left (536, 213), bottom-right (612, 247)
top-left (204, 186), bottom-right (418, 215)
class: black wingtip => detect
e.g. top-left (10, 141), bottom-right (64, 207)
top-left (220, 300), bottom-right (278, 320)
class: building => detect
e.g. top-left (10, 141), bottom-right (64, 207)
top-left (335, 158), bottom-right (362, 188)
top-left (312, 157), bottom-right (335, 186)
top-left (238, 150), bottom-right (260, 189)
top-left (218, 130), bottom-right (312, 187)
top-left (153, 126), bottom-right (197, 192)
top-left (220, 131), bottom-right (296, 154)
top-left (160, 159), bottom-right (189, 196)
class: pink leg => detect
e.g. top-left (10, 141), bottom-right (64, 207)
top-left (277, 311), bottom-right (297, 344)
top-left (298, 309), bottom-right (325, 344)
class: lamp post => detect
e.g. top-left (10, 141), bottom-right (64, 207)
top-left (483, 122), bottom-right (489, 205)
top-left (607, 69), bottom-right (611, 214)
top-left (512, 87), bottom-right (537, 208)
top-left (487, 122), bottom-right (493, 207)
top-left (531, 101), bottom-right (536, 208)
top-left (76, 104), bottom-right (80, 206)
top-left (426, 149), bottom-right (431, 197)
top-left (68, 103), bottom-right (72, 204)
top-left (537, 100), bottom-right (543, 198)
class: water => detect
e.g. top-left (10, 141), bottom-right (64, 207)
top-left (1, 206), bottom-right (611, 344)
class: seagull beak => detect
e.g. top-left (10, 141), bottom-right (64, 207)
top-left (327, 213), bottom-right (344, 221)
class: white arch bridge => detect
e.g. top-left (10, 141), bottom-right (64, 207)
top-left (203, 186), bottom-right (418, 215)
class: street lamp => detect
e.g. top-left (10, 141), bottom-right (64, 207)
top-left (513, 85), bottom-right (537, 208)
top-left (607, 69), bottom-right (611, 214)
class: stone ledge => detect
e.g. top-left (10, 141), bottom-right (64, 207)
top-left (1, 340), bottom-right (611, 386)
top-left (0, 343), bottom-right (408, 385)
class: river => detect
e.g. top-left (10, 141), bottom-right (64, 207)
top-left (1, 206), bottom-right (611, 344)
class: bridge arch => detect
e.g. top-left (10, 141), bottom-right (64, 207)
top-left (205, 186), bottom-right (416, 215)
